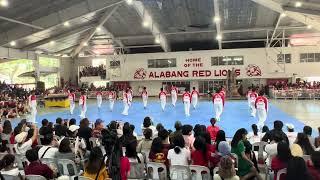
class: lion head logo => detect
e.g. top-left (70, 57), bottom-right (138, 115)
top-left (246, 64), bottom-right (262, 77)
top-left (134, 68), bottom-right (147, 79)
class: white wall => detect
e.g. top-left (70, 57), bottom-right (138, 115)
top-left (71, 46), bottom-right (320, 95)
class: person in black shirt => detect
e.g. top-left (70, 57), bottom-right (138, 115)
top-left (261, 120), bottom-right (289, 144)
top-left (78, 118), bottom-right (92, 150)
top-left (54, 118), bottom-right (68, 137)
top-left (39, 119), bottom-right (53, 138)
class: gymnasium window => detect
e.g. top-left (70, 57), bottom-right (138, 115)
top-left (277, 54), bottom-right (291, 63)
top-left (198, 80), bottom-right (225, 94)
top-left (300, 53), bottom-right (320, 63)
top-left (110, 60), bottom-right (120, 68)
top-left (211, 56), bottom-right (244, 66)
top-left (148, 58), bottom-right (176, 68)
top-left (162, 81), bottom-right (190, 93)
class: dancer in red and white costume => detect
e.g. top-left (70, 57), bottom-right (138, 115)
top-left (212, 89), bottom-right (225, 121)
top-left (255, 91), bottom-right (268, 130)
top-left (220, 87), bottom-right (226, 98)
top-left (159, 88), bottom-right (167, 111)
top-left (171, 84), bottom-right (178, 107)
top-left (28, 90), bottom-right (37, 123)
top-left (79, 91), bottom-right (87, 119)
top-left (141, 87), bottom-right (148, 109)
top-left (96, 90), bottom-right (103, 109)
top-left (191, 87), bottom-right (199, 109)
top-left (248, 88), bottom-right (258, 117)
top-left (246, 87), bottom-right (252, 108)
top-left (128, 87), bottom-right (133, 105)
top-left (182, 88), bottom-right (191, 116)
top-left (122, 89), bottom-right (130, 115)
top-left (108, 89), bottom-right (116, 112)
top-left (68, 89), bottom-right (76, 115)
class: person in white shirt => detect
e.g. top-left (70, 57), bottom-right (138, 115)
top-left (286, 124), bottom-right (297, 145)
top-left (191, 87), bottom-right (199, 109)
top-left (122, 89), bottom-right (130, 116)
top-left (15, 124), bottom-right (38, 155)
top-left (38, 135), bottom-right (59, 159)
top-left (68, 89), bottom-right (76, 115)
top-left (159, 88), bottom-right (167, 112)
top-left (141, 87), bottom-right (148, 109)
top-left (247, 124), bottom-right (262, 144)
top-left (182, 89), bottom-right (191, 116)
top-left (171, 85), bottom-right (178, 107)
top-left (0, 154), bottom-right (21, 176)
top-left (79, 91), bottom-right (87, 119)
top-left (167, 134), bottom-right (191, 166)
top-left (28, 90), bottom-right (37, 123)
top-left (128, 86), bottom-right (133, 104)
top-left (108, 89), bottom-right (116, 112)
top-left (96, 90), bottom-right (103, 110)
top-left (248, 88), bottom-right (258, 117)
top-left (265, 133), bottom-right (283, 157)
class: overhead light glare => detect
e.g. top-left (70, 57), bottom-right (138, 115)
top-left (96, 27), bottom-right (102, 32)
top-left (155, 37), bottom-right (160, 44)
top-left (213, 16), bottom-right (221, 23)
top-left (307, 25), bottom-right (312, 29)
top-left (63, 21), bottom-right (70, 27)
top-left (280, 12), bottom-right (287, 18)
top-left (216, 34), bottom-right (222, 40)
top-left (0, 0), bottom-right (9, 7)
top-left (295, 1), bottom-right (302, 7)
top-left (142, 20), bottom-right (150, 28)
top-left (126, 0), bottom-right (133, 5)
top-left (10, 41), bottom-right (16, 46)
top-left (83, 42), bottom-right (88, 46)
top-left (49, 41), bottom-right (55, 45)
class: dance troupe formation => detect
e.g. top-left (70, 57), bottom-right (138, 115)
top-left (27, 85), bottom-right (269, 129)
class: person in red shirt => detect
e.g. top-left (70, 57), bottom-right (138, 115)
top-left (24, 149), bottom-right (53, 179)
top-left (255, 91), bottom-right (268, 130)
top-left (192, 136), bottom-right (209, 167)
top-left (207, 118), bottom-right (220, 142)
top-left (308, 151), bottom-right (320, 180)
top-left (271, 142), bottom-right (292, 180)
top-left (248, 88), bottom-right (258, 117)
top-left (191, 87), bottom-right (200, 109)
top-left (68, 89), bottom-right (76, 115)
top-left (159, 88), bottom-right (166, 112)
top-left (182, 88), bottom-right (191, 117)
top-left (212, 89), bottom-right (225, 121)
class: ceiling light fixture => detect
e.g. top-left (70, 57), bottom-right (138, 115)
top-left (307, 25), bottom-right (312, 29)
top-left (126, 0), bottom-right (133, 5)
top-left (213, 16), bottom-right (221, 23)
top-left (49, 41), bottom-right (55, 45)
top-left (280, 12), bottom-right (287, 18)
top-left (63, 21), bottom-right (70, 27)
top-left (96, 27), bottom-right (102, 32)
top-left (295, 1), bottom-right (302, 7)
top-left (142, 20), bottom-right (150, 28)
top-left (83, 42), bottom-right (88, 46)
top-left (216, 34), bottom-right (222, 40)
top-left (155, 37), bottom-right (160, 44)
top-left (0, 0), bottom-right (9, 7)
top-left (10, 41), bottom-right (16, 46)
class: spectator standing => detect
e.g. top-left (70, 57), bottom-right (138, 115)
top-left (207, 118), bottom-right (220, 142)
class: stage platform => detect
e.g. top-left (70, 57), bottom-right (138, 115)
top-left (24, 99), bottom-right (320, 137)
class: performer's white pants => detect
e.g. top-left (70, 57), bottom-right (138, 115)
top-left (70, 102), bottom-right (75, 114)
top-left (184, 101), bottom-right (190, 116)
top-left (80, 105), bottom-right (87, 119)
top-left (161, 99), bottom-right (166, 111)
top-left (214, 103), bottom-right (223, 120)
top-left (257, 109), bottom-right (267, 129)
top-left (250, 101), bottom-right (256, 117)
top-left (247, 98), bottom-right (251, 108)
top-left (192, 97), bottom-right (198, 109)
top-left (172, 95), bottom-right (177, 106)
top-left (97, 97), bottom-right (102, 108)
top-left (143, 98), bottom-right (148, 108)
top-left (109, 100), bottom-right (115, 111)
top-left (122, 102), bottom-right (130, 115)
top-left (29, 105), bottom-right (37, 123)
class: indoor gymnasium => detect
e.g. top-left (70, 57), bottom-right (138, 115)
top-left (0, 0), bottom-right (320, 179)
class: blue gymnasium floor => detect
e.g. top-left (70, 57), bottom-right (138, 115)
top-left (33, 100), bottom-right (307, 137)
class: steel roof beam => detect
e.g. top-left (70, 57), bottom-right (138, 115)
top-left (71, 4), bottom-right (121, 58)
top-left (250, 0), bottom-right (320, 32)
top-left (213, 0), bottom-right (222, 49)
top-left (0, 0), bottom-right (124, 46)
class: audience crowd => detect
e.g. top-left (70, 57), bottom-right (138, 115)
top-left (79, 65), bottom-right (106, 79)
top-left (271, 81), bottom-right (320, 90)
top-left (0, 115), bottom-right (318, 180)
top-left (0, 82), bottom-right (30, 119)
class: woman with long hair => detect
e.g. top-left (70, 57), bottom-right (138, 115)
top-left (191, 136), bottom-right (208, 166)
top-left (215, 130), bottom-right (226, 150)
top-left (167, 134), bottom-right (190, 166)
top-left (286, 157), bottom-right (312, 180)
top-left (295, 133), bottom-right (314, 155)
top-left (1, 120), bottom-right (12, 143)
top-left (84, 147), bottom-right (109, 180)
top-left (231, 128), bottom-right (262, 180)
top-left (271, 142), bottom-right (292, 180)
